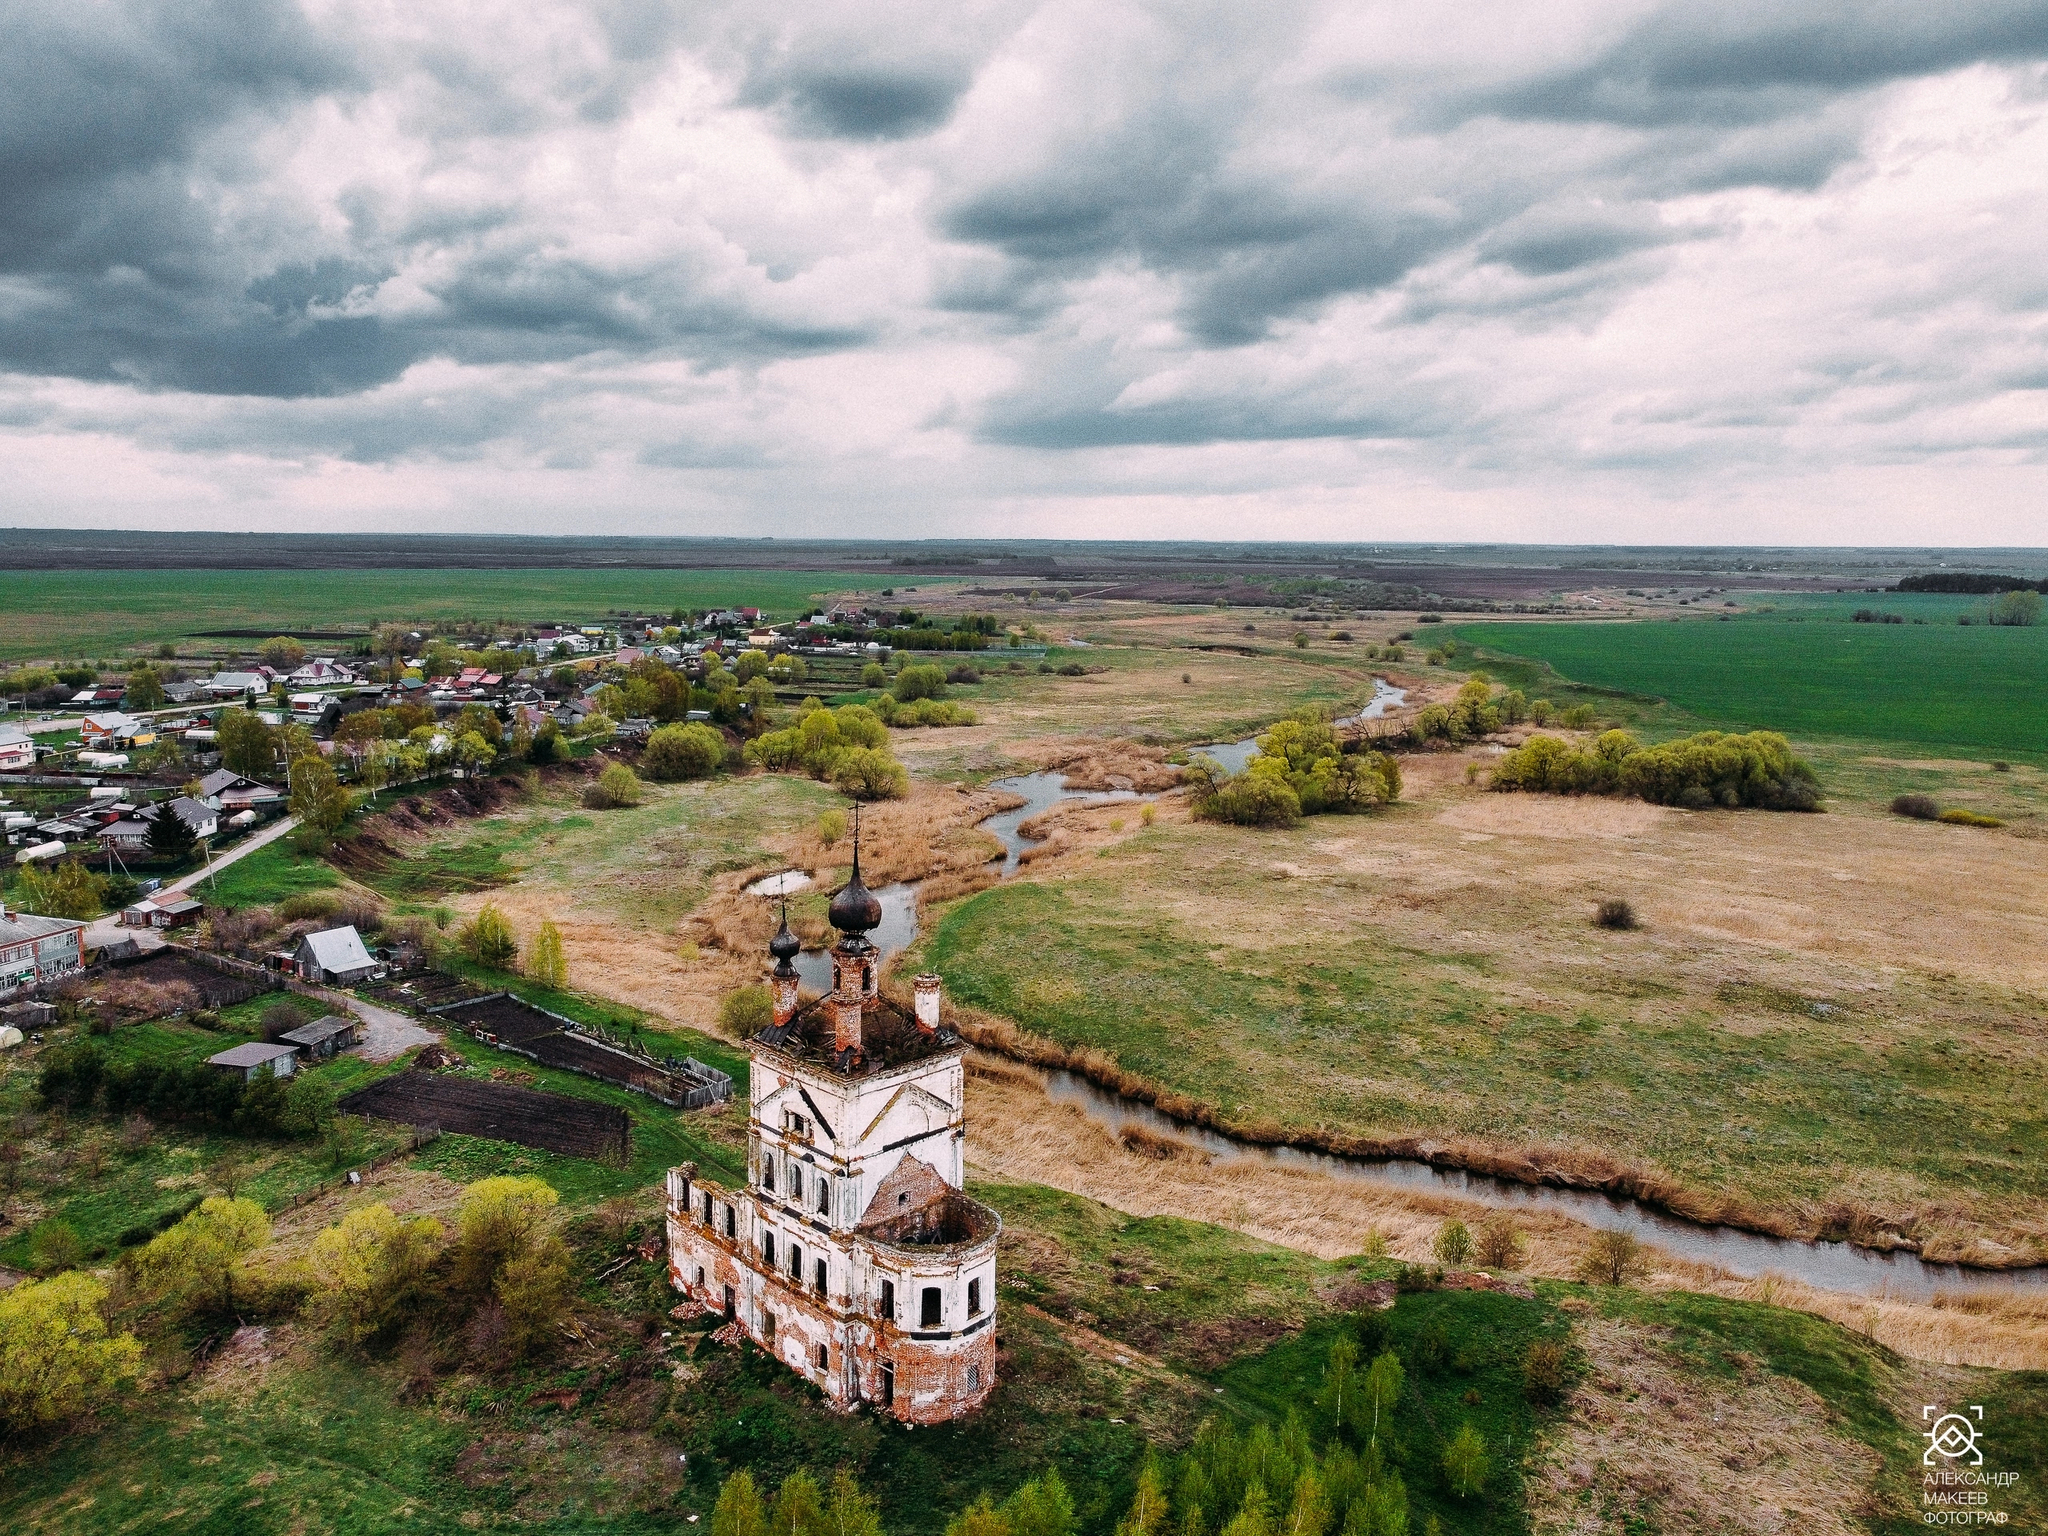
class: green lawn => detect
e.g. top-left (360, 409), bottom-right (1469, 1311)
top-left (1450, 613), bottom-right (2048, 762)
top-left (0, 568), bottom-right (904, 662)
top-left (193, 836), bottom-right (343, 908)
top-left (0, 1020), bottom-right (408, 1268)
top-left (355, 772), bottom-right (838, 924)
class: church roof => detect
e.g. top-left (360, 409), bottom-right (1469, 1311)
top-left (753, 993), bottom-right (960, 1078)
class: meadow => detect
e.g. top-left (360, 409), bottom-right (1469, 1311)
top-left (1450, 610), bottom-right (2048, 761)
top-left (0, 567), bottom-right (898, 661)
top-left (918, 789), bottom-right (2048, 1263)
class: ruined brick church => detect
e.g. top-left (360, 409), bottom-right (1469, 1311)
top-left (665, 840), bottom-right (1000, 1422)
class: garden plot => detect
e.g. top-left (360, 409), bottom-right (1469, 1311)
top-left (432, 993), bottom-right (732, 1110)
top-left (340, 1071), bottom-right (630, 1159)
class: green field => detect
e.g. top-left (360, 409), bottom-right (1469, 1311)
top-left (0, 568), bottom-right (902, 662)
top-left (1451, 613), bottom-right (2048, 760)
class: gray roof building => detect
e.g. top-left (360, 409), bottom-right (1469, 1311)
top-left (295, 925), bottom-right (378, 984)
top-left (206, 1041), bottom-right (299, 1080)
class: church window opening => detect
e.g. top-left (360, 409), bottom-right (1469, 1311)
top-left (880, 1279), bottom-right (895, 1320)
top-left (968, 1277), bottom-right (982, 1316)
top-left (921, 1287), bottom-right (942, 1328)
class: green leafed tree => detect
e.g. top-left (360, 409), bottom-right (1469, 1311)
top-left (137, 1196), bottom-right (271, 1320)
top-left (125, 666), bottom-right (165, 711)
top-left (642, 722), bottom-right (725, 780)
top-left (1362, 1350), bottom-right (1403, 1447)
top-left (0, 1272), bottom-right (144, 1433)
top-left (715, 1471), bottom-right (771, 1536)
top-left (526, 919), bottom-right (568, 989)
top-left (1116, 1460), bottom-right (1171, 1536)
top-left (217, 708), bottom-right (277, 778)
top-left (462, 903), bottom-right (518, 970)
top-left (1003, 1468), bottom-right (1077, 1536)
top-left (289, 752), bottom-right (353, 852)
top-left (770, 1469), bottom-right (826, 1536)
top-left (309, 1202), bottom-right (444, 1350)
top-left (832, 746), bottom-right (909, 801)
top-left (1441, 1423), bottom-right (1489, 1499)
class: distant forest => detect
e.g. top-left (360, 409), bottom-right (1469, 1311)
top-left (1895, 572), bottom-right (2048, 593)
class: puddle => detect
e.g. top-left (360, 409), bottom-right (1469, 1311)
top-left (743, 870), bottom-right (812, 897)
top-left (1037, 1068), bottom-right (2048, 1300)
top-left (979, 773), bottom-right (1143, 876)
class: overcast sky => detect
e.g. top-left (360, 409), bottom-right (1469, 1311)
top-left (3, 0), bottom-right (2046, 545)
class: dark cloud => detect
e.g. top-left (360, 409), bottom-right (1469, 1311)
top-left (773, 68), bottom-right (968, 139)
top-left (1485, 1), bottom-right (2048, 126)
top-left (1475, 203), bottom-right (1675, 277)
top-left (0, 0), bottom-right (2044, 519)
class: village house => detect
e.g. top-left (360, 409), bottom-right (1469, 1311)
top-left (284, 658), bottom-right (357, 687)
top-left (204, 670), bottom-right (273, 699)
top-left (156, 796), bottom-right (219, 840)
top-left (197, 769), bottom-right (284, 817)
top-left (0, 906), bottom-right (89, 998)
top-left (119, 887), bottom-right (203, 928)
top-left (666, 847), bottom-right (999, 1423)
top-left (205, 1041), bottom-right (299, 1082)
top-left (294, 925), bottom-right (379, 985)
top-left (79, 711), bottom-right (147, 747)
top-left (0, 723), bottom-right (36, 772)
top-left (96, 817), bottom-right (155, 853)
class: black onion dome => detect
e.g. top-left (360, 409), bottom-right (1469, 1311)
top-left (769, 906), bottom-right (801, 962)
top-left (828, 840), bottom-right (882, 932)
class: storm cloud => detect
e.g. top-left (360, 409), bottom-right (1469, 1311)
top-left (1, 0), bottom-right (2045, 542)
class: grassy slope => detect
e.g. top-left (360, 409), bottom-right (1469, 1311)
top-left (10, 1174), bottom-right (2030, 1533)
top-left (918, 838), bottom-right (2048, 1225)
top-left (0, 1020), bottom-right (408, 1267)
top-left (351, 772), bottom-right (838, 924)
top-left (1448, 611), bottom-right (2048, 762)
top-left (0, 569), bottom-right (895, 662)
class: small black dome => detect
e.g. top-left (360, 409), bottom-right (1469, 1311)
top-left (769, 908), bottom-right (801, 961)
top-left (828, 868), bottom-right (882, 933)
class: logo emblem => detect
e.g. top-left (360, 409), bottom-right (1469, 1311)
top-left (1923, 1405), bottom-right (1984, 1467)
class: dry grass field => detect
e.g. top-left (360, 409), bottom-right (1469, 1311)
top-left (962, 1061), bottom-right (2048, 1371)
top-left (322, 595), bottom-right (2045, 1321)
top-left (924, 751), bottom-right (2048, 1266)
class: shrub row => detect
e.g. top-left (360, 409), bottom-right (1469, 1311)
top-left (1490, 729), bottom-right (1821, 811)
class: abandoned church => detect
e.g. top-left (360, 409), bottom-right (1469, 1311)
top-left (665, 846), bottom-right (1000, 1422)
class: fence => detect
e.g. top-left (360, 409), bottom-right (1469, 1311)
top-left (425, 990), bottom-right (734, 1110)
top-left (164, 942), bottom-right (344, 1010)
top-left (271, 1124), bottom-right (443, 1212)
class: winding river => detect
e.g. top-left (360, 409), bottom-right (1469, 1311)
top-left (752, 683), bottom-right (2047, 1298)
